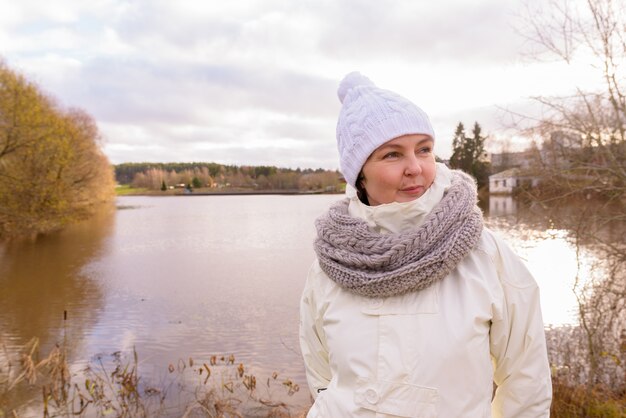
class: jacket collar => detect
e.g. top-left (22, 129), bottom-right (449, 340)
top-left (347, 163), bottom-right (453, 235)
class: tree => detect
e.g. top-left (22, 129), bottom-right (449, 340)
top-left (450, 122), bottom-right (466, 167)
top-left (161, 180), bottom-right (167, 191)
top-left (298, 171), bottom-right (342, 192)
top-left (449, 121), bottom-right (490, 188)
top-left (519, 0), bottom-right (626, 400)
top-left (119, 163), bottom-right (343, 192)
top-left (0, 60), bottom-right (115, 239)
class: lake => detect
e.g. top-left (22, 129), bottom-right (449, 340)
top-left (0, 194), bottom-right (592, 415)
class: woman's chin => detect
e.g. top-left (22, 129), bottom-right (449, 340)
top-left (395, 191), bottom-right (425, 202)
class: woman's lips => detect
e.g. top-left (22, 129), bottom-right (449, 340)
top-left (399, 185), bottom-right (424, 195)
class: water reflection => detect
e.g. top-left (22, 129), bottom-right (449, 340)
top-left (0, 205), bottom-right (115, 410)
top-left (482, 195), bottom-right (604, 327)
top-left (488, 195), bottom-right (518, 216)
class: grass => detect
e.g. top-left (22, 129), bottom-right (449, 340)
top-left (1, 338), bottom-right (308, 418)
top-left (551, 378), bottom-right (626, 418)
top-left (4, 338), bottom-right (625, 417)
top-left (115, 185), bottom-right (150, 196)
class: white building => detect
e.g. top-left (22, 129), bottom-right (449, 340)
top-left (489, 168), bottom-right (540, 194)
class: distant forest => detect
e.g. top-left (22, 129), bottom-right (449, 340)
top-left (114, 162), bottom-right (344, 192)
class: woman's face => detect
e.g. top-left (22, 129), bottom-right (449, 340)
top-left (360, 134), bottom-right (436, 206)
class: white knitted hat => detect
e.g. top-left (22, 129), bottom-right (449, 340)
top-left (336, 72), bottom-right (435, 187)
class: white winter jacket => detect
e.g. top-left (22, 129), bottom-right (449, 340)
top-left (299, 164), bottom-right (552, 418)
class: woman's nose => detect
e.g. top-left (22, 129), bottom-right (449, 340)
top-left (404, 154), bottom-right (422, 176)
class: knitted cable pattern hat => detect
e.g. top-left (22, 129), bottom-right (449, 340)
top-left (336, 72), bottom-right (435, 187)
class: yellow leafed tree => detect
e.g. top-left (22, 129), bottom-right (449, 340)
top-left (0, 60), bottom-right (115, 239)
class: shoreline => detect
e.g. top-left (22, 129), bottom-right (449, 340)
top-left (116, 189), bottom-right (344, 197)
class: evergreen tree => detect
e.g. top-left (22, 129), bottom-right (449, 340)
top-left (161, 180), bottom-right (167, 191)
top-left (449, 121), bottom-right (490, 188)
top-left (469, 122), bottom-right (490, 188)
top-left (449, 122), bottom-right (466, 169)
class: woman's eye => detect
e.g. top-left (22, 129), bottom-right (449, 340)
top-left (417, 146), bottom-right (432, 154)
top-left (383, 152), bottom-right (400, 159)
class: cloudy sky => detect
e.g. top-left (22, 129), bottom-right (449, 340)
top-left (0, 0), bottom-right (601, 169)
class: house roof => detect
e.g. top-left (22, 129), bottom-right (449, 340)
top-left (489, 168), bottom-right (539, 179)
top-left (489, 168), bottom-right (521, 179)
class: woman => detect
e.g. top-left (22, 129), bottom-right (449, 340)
top-left (299, 72), bottom-right (552, 417)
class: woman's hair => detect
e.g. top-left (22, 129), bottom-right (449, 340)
top-left (355, 171), bottom-right (369, 205)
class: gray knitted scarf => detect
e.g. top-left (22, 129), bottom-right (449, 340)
top-left (314, 170), bottom-right (484, 298)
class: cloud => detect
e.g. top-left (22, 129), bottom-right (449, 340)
top-left (0, 0), bottom-right (587, 168)
top-left (314, 0), bottom-right (526, 65)
top-left (102, 119), bottom-right (339, 169)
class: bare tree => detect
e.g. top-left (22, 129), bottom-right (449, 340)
top-left (520, 0), bottom-right (626, 399)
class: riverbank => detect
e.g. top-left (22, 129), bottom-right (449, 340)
top-left (1, 338), bottom-right (310, 418)
top-left (115, 184), bottom-right (344, 197)
top-left (4, 332), bottom-right (624, 417)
